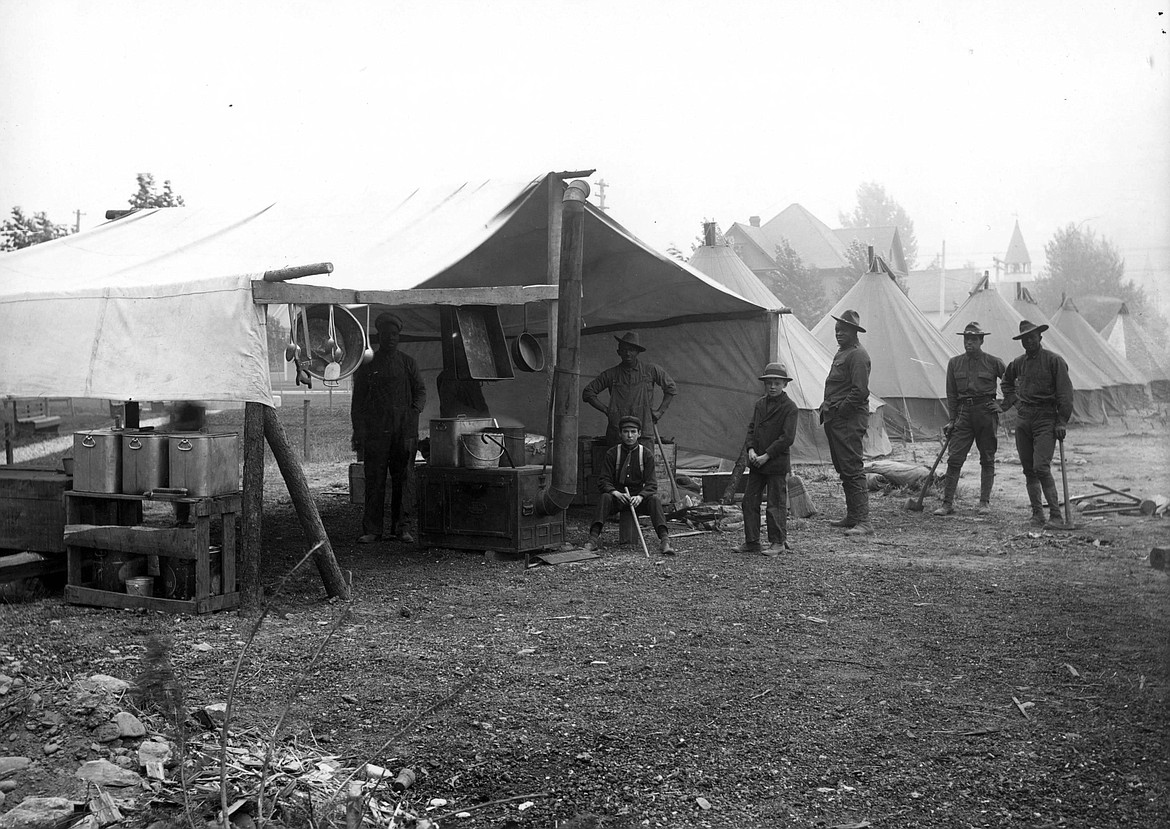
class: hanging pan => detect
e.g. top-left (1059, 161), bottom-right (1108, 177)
top-left (511, 304), bottom-right (545, 372)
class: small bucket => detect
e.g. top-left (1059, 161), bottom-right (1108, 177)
top-left (93, 550), bottom-right (146, 592)
top-left (125, 576), bottom-right (154, 597)
top-left (460, 433), bottom-right (504, 469)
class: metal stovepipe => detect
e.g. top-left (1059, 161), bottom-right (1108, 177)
top-left (536, 179), bottom-right (590, 515)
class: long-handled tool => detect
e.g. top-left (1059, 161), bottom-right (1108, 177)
top-left (1047, 437), bottom-right (1082, 530)
top-left (906, 420), bottom-right (957, 512)
top-left (625, 487), bottom-right (650, 558)
top-left (652, 422), bottom-right (682, 509)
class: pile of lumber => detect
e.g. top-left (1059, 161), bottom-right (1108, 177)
top-left (1070, 483), bottom-right (1168, 517)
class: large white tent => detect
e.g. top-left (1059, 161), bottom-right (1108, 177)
top-left (1101, 303), bottom-right (1170, 400)
top-left (814, 269), bottom-right (960, 439)
top-left (1050, 298), bottom-right (1148, 406)
top-left (0, 173), bottom-right (790, 461)
top-left (687, 242), bottom-right (892, 461)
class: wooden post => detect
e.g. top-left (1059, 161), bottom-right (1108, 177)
top-left (239, 402), bottom-right (265, 611)
top-left (302, 398), bottom-right (311, 462)
top-left (262, 406), bottom-right (350, 600)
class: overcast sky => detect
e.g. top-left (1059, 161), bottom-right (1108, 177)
top-left (2, 1), bottom-right (1167, 303)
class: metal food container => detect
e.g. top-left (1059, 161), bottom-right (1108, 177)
top-left (121, 432), bottom-right (169, 495)
top-left (428, 417), bottom-right (496, 467)
top-left (73, 430), bottom-right (122, 493)
top-left (168, 433), bottom-right (240, 497)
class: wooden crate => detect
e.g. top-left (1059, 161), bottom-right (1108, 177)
top-left (0, 467), bottom-right (72, 553)
top-left (64, 491), bottom-right (239, 614)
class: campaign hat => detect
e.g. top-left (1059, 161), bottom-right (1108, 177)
top-left (614, 331), bottom-right (646, 352)
top-left (831, 309), bottom-right (866, 333)
top-left (1012, 319), bottom-right (1049, 340)
top-left (957, 322), bottom-right (990, 337)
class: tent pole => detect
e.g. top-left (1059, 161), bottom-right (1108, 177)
top-left (240, 402), bottom-right (265, 611)
top-left (262, 405), bottom-right (351, 600)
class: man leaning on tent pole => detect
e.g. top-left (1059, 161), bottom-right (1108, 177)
top-left (934, 322), bottom-right (1007, 516)
top-left (818, 310), bottom-right (874, 536)
top-left (1000, 319), bottom-right (1074, 526)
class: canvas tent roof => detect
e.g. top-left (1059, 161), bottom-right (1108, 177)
top-left (813, 268), bottom-right (960, 438)
top-left (1050, 298), bottom-right (1148, 393)
top-left (687, 243), bottom-right (892, 461)
top-left (0, 173), bottom-right (778, 460)
top-left (1101, 303), bottom-right (1170, 385)
top-left (942, 278), bottom-right (1112, 424)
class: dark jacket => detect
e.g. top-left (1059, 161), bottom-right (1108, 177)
top-left (745, 393), bottom-right (799, 475)
top-left (598, 442), bottom-right (657, 497)
top-left (351, 349), bottom-right (427, 447)
top-left (821, 343), bottom-right (870, 418)
top-left (1001, 347), bottom-right (1074, 424)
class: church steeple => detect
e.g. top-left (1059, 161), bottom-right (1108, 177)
top-left (1004, 220), bottom-right (1031, 277)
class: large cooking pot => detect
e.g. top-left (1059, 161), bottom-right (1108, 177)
top-left (294, 304), bottom-right (366, 382)
top-left (510, 305), bottom-right (545, 372)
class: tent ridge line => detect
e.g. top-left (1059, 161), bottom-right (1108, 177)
top-left (582, 310), bottom-right (768, 335)
top-left (250, 282), bottom-right (559, 307)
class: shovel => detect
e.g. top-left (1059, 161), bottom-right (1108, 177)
top-left (907, 426), bottom-right (955, 512)
top-left (1046, 436), bottom-right (1082, 530)
top-left (625, 487), bottom-right (650, 558)
top-left (652, 422), bottom-right (682, 511)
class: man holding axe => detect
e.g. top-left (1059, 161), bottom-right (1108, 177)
top-left (933, 322), bottom-right (1007, 516)
top-left (1000, 320), bottom-right (1074, 526)
top-left (583, 416), bottom-right (674, 555)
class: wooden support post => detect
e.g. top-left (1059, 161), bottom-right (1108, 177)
top-left (262, 406), bottom-right (350, 600)
top-left (240, 402), bottom-right (265, 611)
top-left (302, 398), bottom-right (311, 462)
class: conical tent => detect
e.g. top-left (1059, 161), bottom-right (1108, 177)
top-left (1008, 285), bottom-right (1126, 417)
top-left (813, 268), bottom-right (960, 439)
top-left (1050, 298), bottom-right (1148, 406)
top-left (943, 279), bottom-right (1109, 424)
top-left (688, 243), bottom-right (892, 461)
top-left (1101, 303), bottom-right (1170, 401)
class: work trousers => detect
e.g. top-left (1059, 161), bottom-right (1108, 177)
top-left (743, 469), bottom-right (788, 546)
top-left (948, 400), bottom-right (999, 470)
top-left (362, 436), bottom-right (418, 537)
top-left (823, 408), bottom-right (868, 487)
top-left (1015, 406), bottom-right (1057, 486)
top-left (593, 492), bottom-right (667, 536)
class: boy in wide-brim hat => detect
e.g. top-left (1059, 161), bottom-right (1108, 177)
top-left (732, 362), bottom-right (799, 556)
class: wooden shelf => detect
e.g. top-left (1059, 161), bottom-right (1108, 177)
top-left (64, 491), bottom-right (239, 614)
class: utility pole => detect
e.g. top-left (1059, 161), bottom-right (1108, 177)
top-left (938, 240), bottom-right (946, 323)
top-left (595, 178), bottom-right (609, 211)
top-left (73, 209), bottom-right (85, 234)
top-left (992, 256), bottom-right (1004, 283)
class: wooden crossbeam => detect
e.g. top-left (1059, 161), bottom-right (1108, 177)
top-left (251, 281), bottom-right (559, 307)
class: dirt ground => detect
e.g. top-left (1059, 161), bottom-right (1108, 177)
top-left (2, 417), bottom-right (1168, 829)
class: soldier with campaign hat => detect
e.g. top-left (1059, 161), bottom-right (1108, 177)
top-left (732, 362), bottom-right (799, 556)
top-left (351, 312), bottom-right (427, 545)
top-left (1001, 319), bottom-right (1074, 525)
top-left (583, 331), bottom-right (678, 449)
top-left (934, 321), bottom-right (1008, 516)
top-left (819, 310), bottom-right (874, 535)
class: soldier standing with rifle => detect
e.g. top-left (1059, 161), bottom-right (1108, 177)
top-left (819, 310), bottom-right (873, 536)
top-left (934, 322), bottom-right (1007, 516)
top-left (1000, 320), bottom-right (1074, 526)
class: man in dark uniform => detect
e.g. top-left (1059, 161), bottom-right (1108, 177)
top-left (934, 322), bottom-right (1008, 516)
top-left (819, 309), bottom-right (873, 536)
top-left (583, 332), bottom-right (677, 449)
top-left (732, 362), bottom-right (800, 557)
top-left (351, 313), bottom-right (427, 544)
top-left (1000, 319), bottom-right (1074, 526)
top-left (583, 415), bottom-right (673, 555)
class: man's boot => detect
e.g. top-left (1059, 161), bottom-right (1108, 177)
top-left (829, 483), bottom-right (856, 527)
top-left (1026, 479), bottom-right (1046, 526)
top-left (658, 529), bottom-right (674, 556)
top-left (844, 480), bottom-right (874, 536)
top-left (933, 467), bottom-right (959, 516)
top-left (583, 523), bottom-right (602, 552)
top-left (1041, 476), bottom-right (1063, 524)
top-left (978, 464), bottom-right (994, 515)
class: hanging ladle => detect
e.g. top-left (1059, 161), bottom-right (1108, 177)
top-left (323, 305), bottom-right (342, 382)
top-left (295, 305), bottom-right (313, 388)
top-left (284, 304), bottom-right (301, 362)
top-left (511, 303), bottom-right (545, 372)
top-left (361, 306), bottom-right (375, 365)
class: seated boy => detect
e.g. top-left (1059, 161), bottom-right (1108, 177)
top-left (584, 415), bottom-right (673, 555)
top-left (733, 362), bottom-right (799, 556)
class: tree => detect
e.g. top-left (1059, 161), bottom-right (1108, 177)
top-left (0, 206), bottom-right (73, 251)
top-left (129, 173), bottom-right (186, 208)
top-left (839, 181), bottom-right (918, 269)
top-left (761, 241), bottom-right (828, 327)
top-left (690, 219), bottom-right (724, 253)
top-left (664, 242), bottom-right (686, 261)
top-left (1034, 223), bottom-right (1139, 307)
top-left (840, 237), bottom-right (909, 296)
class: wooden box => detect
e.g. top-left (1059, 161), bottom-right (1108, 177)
top-left (0, 467), bottom-right (72, 553)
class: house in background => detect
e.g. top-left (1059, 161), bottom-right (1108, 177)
top-left (905, 266), bottom-right (983, 327)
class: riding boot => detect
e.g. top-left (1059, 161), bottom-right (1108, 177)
top-left (1026, 479), bottom-right (1046, 525)
top-left (978, 464), bottom-right (994, 513)
top-left (830, 484), bottom-right (856, 527)
top-left (933, 467), bottom-right (959, 515)
top-left (844, 479), bottom-right (874, 536)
